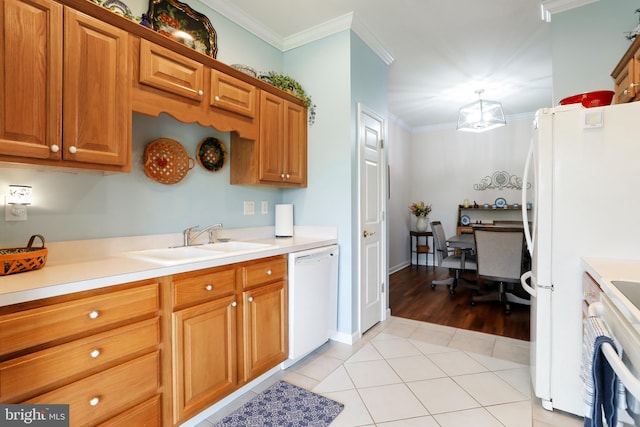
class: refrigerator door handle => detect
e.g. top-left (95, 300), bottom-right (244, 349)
top-left (520, 270), bottom-right (536, 297)
top-left (522, 135), bottom-right (535, 256)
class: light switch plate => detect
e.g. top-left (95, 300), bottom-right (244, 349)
top-left (243, 201), bottom-right (255, 215)
top-left (261, 201), bottom-right (268, 214)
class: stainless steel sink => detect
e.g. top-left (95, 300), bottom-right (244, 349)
top-left (124, 246), bottom-right (227, 265)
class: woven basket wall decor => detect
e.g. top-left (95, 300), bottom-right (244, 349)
top-left (196, 137), bottom-right (226, 172)
top-left (143, 138), bottom-right (194, 184)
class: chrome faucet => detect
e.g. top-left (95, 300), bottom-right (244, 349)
top-left (183, 223), bottom-right (223, 246)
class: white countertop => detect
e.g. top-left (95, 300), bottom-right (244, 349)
top-left (582, 257), bottom-right (640, 325)
top-left (0, 226), bottom-right (338, 307)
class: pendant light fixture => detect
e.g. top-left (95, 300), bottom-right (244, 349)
top-left (457, 89), bottom-right (506, 132)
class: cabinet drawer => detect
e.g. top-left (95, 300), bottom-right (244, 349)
top-left (0, 282), bottom-right (159, 356)
top-left (1, 318), bottom-right (159, 401)
top-left (210, 69), bottom-right (256, 118)
top-left (138, 38), bottom-right (204, 101)
top-left (242, 256), bottom-right (287, 289)
top-left (97, 395), bottom-right (161, 427)
top-left (25, 351), bottom-right (160, 427)
top-left (173, 267), bottom-right (236, 309)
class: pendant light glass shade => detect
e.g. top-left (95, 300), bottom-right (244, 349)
top-left (457, 90), bottom-right (506, 132)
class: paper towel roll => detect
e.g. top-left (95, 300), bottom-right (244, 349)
top-left (275, 204), bottom-right (293, 237)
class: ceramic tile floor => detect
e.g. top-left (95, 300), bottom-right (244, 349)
top-left (197, 316), bottom-right (585, 426)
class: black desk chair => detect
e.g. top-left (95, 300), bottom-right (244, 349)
top-left (471, 227), bottom-right (530, 314)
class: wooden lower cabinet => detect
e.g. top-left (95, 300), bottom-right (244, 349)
top-left (172, 295), bottom-right (237, 424)
top-left (171, 256), bottom-right (288, 424)
top-left (0, 280), bottom-right (164, 426)
top-left (0, 256), bottom-right (288, 426)
top-left (241, 280), bottom-right (288, 382)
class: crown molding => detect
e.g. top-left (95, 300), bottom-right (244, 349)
top-left (203, 1), bottom-right (394, 65)
top-left (541, 0), bottom-right (600, 15)
top-left (203, 0), bottom-right (285, 50)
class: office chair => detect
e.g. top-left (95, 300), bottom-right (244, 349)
top-left (430, 221), bottom-right (476, 295)
top-left (471, 227), bottom-right (531, 314)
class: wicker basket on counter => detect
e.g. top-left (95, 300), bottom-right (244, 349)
top-left (0, 234), bottom-right (47, 276)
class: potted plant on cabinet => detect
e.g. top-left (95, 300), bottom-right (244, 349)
top-left (262, 71), bottom-right (316, 125)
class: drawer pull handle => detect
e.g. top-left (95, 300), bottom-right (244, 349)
top-left (90, 349), bottom-right (101, 358)
top-left (266, 269), bottom-right (272, 275)
top-left (89, 397), bottom-right (100, 406)
top-left (88, 310), bottom-right (99, 319)
top-left (248, 296), bottom-right (254, 302)
top-left (231, 301), bottom-right (237, 307)
top-left (205, 284), bottom-right (213, 291)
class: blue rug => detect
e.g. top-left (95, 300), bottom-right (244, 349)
top-left (212, 380), bottom-right (344, 426)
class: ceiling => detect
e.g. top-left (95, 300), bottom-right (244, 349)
top-left (204, 0), bottom-right (590, 130)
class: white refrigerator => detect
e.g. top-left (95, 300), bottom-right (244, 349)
top-left (521, 101), bottom-right (640, 416)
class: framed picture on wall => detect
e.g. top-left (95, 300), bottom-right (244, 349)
top-left (147, 0), bottom-right (218, 58)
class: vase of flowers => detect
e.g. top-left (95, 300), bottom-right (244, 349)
top-left (409, 201), bottom-right (432, 231)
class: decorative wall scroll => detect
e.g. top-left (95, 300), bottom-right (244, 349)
top-left (473, 171), bottom-right (530, 191)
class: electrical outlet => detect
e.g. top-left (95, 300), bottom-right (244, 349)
top-left (261, 201), bottom-right (268, 214)
top-left (243, 201), bottom-right (255, 215)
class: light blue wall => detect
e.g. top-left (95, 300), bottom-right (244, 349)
top-left (552, 0), bottom-right (637, 102)
top-left (281, 31), bottom-right (354, 334)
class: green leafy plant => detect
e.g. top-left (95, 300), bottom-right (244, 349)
top-left (265, 72), bottom-right (316, 125)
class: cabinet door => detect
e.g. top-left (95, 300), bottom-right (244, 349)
top-left (63, 7), bottom-right (129, 166)
top-left (173, 295), bottom-right (237, 424)
top-left (242, 280), bottom-right (287, 382)
top-left (210, 69), bottom-right (256, 118)
top-left (283, 100), bottom-right (307, 185)
top-left (258, 91), bottom-right (285, 183)
top-left (0, 0), bottom-right (62, 159)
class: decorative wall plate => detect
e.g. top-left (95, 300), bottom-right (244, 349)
top-left (143, 138), bottom-right (194, 184)
top-left (460, 215), bottom-right (471, 226)
top-left (196, 137), bottom-right (225, 172)
top-left (495, 197), bottom-right (507, 208)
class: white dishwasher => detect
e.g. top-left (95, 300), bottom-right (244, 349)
top-left (286, 244), bottom-right (339, 365)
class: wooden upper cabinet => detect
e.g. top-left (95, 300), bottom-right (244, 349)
top-left (63, 7), bottom-right (130, 167)
top-left (210, 70), bottom-right (256, 118)
top-left (283, 100), bottom-right (307, 185)
top-left (259, 91), bottom-right (286, 183)
top-left (138, 38), bottom-right (205, 102)
top-left (257, 91), bottom-right (307, 186)
top-left (0, 0), bottom-right (62, 159)
top-left (612, 36), bottom-right (640, 104)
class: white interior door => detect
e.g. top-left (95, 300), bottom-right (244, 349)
top-left (358, 104), bottom-right (386, 333)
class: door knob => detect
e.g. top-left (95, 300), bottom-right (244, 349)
top-left (363, 230), bottom-right (376, 238)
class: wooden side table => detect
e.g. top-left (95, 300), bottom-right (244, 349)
top-left (410, 230), bottom-right (433, 266)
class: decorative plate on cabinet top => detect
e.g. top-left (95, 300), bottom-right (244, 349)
top-left (102, 0), bottom-right (132, 17)
top-left (460, 215), bottom-right (471, 226)
top-left (196, 137), bottom-right (226, 172)
top-left (495, 197), bottom-right (507, 208)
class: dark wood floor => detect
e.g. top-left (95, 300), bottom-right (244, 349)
top-left (389, 264), bottom-right (530, 341)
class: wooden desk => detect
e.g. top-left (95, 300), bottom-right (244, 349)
top-left (410, 230), bottom-right (433, 266)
